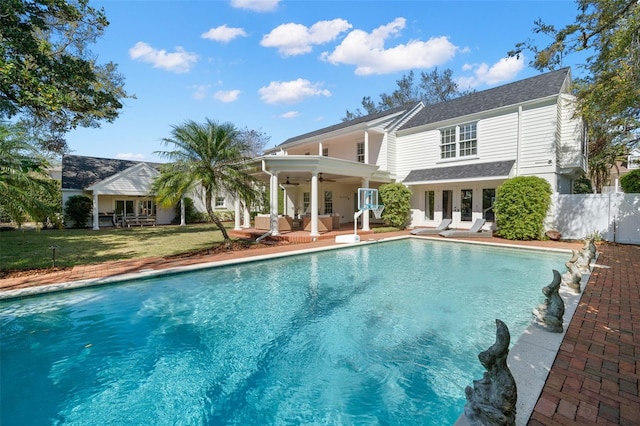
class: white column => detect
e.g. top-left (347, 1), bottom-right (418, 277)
top-left (180, 196), bottom-right (186, 226)
top-left (310, 171), bottom-right (319, 237)
top-left (92, 192), bottom-right (100, 230)
top-left (364, 131), bottom-right (369, 164)
top-left (243, 204), bottom-right (251, 228)
top-left (270, 172), bottom-right (280, 236)
top-left (283, 187), bottom-right (289, 216)
top-left (318, 141), bottom-right (323, 156)
top-left (234, 197), bottom-right (241, 230)
top-left (362, 178), bottom-right (370, 231)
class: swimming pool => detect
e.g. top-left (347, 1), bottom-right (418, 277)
top-left (0, 239), bottom-right (567, 425)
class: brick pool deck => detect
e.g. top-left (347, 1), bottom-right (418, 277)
top-left (1, 231), bottom-right (638, 425)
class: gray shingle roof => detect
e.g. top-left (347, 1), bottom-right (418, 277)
top-left (62, 155), bottom-right (161, 190)
top-left (278, 103), bottom-right (417, 146)
top-left (403, 160), bottom-right (515, 183)
top-left (400, 68), bottom-right (571, 130)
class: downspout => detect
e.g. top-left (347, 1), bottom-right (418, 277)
top-left (256, 230), bottom-right (273, 243)
top-left (516, 105), bottom-right (522, 176)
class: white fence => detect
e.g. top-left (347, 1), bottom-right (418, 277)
top-left (552, 193), bottom-right (640, 245)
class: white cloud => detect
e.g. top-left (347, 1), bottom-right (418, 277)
top-left (202, 25), bottom-right (248, 43)
top-left (231, 0), bottom-right (279, 12)
top-left (258, 78), bottom-right (331, 104)
top-left (281, 111), bottom-right (299, 119)
top-left (190, 84), bottom-right (211, 100)
top-left (321, 17), bottom-right (458, 75)
top-left (457, 56), bottom-right (525, 89)
top-left (214, 90), bottom-right (241, 102)
top-left (116, 153), bottom-right (145, 160)
top-left (261, 19), bottom-right (352, 56)
top-left (129, 41), bottom-right (198, 73)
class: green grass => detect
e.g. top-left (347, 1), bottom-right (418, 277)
top-left (373, 226), bottom-right (403, 233)
top-left (0, 224), bottom-right (228, 271)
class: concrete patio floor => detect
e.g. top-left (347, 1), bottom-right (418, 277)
top-left (0, 231), bottom-right (637, 425)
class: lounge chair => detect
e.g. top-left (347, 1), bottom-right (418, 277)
top-left (410, 218), bottom-right (452, 235)
top-left (439, 218), bottom-right (492, 238)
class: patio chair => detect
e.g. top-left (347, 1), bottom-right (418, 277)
top-left (439, 218), bottom-right (492, 238)
top-left (410, 218), bottom-right (452, 235)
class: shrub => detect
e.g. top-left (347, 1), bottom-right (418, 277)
top-left (494, 176), bottom-right (552, 240)
top-left (378, 182), bottom-right (412, 228)
top-left (175, 197), bottom-right (207, 224)
top-left (64, 195), bottom-right (92, 228)
top-left (572, 175), bottom-right (593, 194)
top-left (620, 169), bottom-right (640, 193)
top-left (215, 210), bottom-right (235, 222)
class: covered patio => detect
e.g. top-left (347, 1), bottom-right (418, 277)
top-left (237, 155), bottom-right (391, 240)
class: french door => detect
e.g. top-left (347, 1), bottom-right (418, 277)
top-left (442, 190), bottom-right (453, 219)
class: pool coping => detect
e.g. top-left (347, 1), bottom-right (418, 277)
top-left (0, 235), bottom-right (586, 425)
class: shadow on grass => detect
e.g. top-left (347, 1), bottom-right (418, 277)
top-left (0, 224), bottom-right (226, 271)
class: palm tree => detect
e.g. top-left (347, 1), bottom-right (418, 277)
top-left (152, 119), bottom-right (259, 242)
top-left (0, 122), bottom-right (60, 226)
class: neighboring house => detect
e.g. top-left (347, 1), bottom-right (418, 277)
top-left (61, 155), bottom-right (233, 229)
top-left (250, 68), bottom-right (586, 236)
top-left (606, 147), bottom-right (640, 192)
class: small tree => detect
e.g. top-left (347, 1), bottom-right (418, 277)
top-left (572, 175), bottom-right (593, 194)
top-left (64, 195), bottom-right (92, 228)
top-left (494, 176), bottom-right (552, 240)
top-left (620, 169), bottom-right (640, 193)
top-left (378, 183), bottom-right (412, 228)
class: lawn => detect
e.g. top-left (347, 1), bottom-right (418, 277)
top-left (0, 224), bottom-right (229, 272)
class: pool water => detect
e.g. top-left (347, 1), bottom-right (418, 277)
top-left (0, 239), bottom-right (567, 425)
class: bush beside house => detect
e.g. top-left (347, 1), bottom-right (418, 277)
top-left (64, 195), bottom-right (92, 228)
top-left (494, 176), bottom-right (552, 240)
top-left (379, 183), bottom-right (412, 228)
top-left (620, 169), bottom-right (640, 193)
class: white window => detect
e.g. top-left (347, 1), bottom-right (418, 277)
top-left (629, 150), bottom-right (640, 169)
top-left (483, 188), bottom-right (496, 221)
top-left (440, 128), bottom-right (456, 159)
top-left (424, 190), bottom-right (435, 220)
top-left (440, 123), bottom-right (477, 159)
top-left (459, 123), bottom-right (477, 157)
top-left (138, 200), bottom-right (156, 216)
top-left (215, 196), bottom-right (225, 208)
top-left (323, 147), bottom-right (329, 157)
top-left (356, 142), bottom-right (365, 163)
top-left (303, 192), bottom-right (310, 214)
top-left (115, 200), bottom-right (134, 216)
top-left (461, 189), bottom-right (473, 221)
top-left (324, 191), bottom-right (333, 214)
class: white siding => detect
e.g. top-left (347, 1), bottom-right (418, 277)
top-left (518, 104), bottom-right (557, 174)
top-left (476, 113), bottom-right (518, 160)
top-left (395, 131), bottom-right (439, 181)
top-left (556, 94), bottom-right (585, 170)
top-left (367, 133), bottom-right (384, 165)
top-left (61, 189), bottom-right (85, 208)
top-left (377, 132), bottom-right (397, 176)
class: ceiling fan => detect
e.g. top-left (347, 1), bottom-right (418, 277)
top-left (306, 173), bottom-right (336, 183)
top-left (284, 176), bottom-right (299, 186)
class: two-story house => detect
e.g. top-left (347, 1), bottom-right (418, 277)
top-left (250, 67), bottom-right (586, 237)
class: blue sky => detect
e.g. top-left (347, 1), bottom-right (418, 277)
top-left (66, 0), bottom-right (585, 162)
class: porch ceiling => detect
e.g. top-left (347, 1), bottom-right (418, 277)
top-left (249, 155), bottom-right (391, 185)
